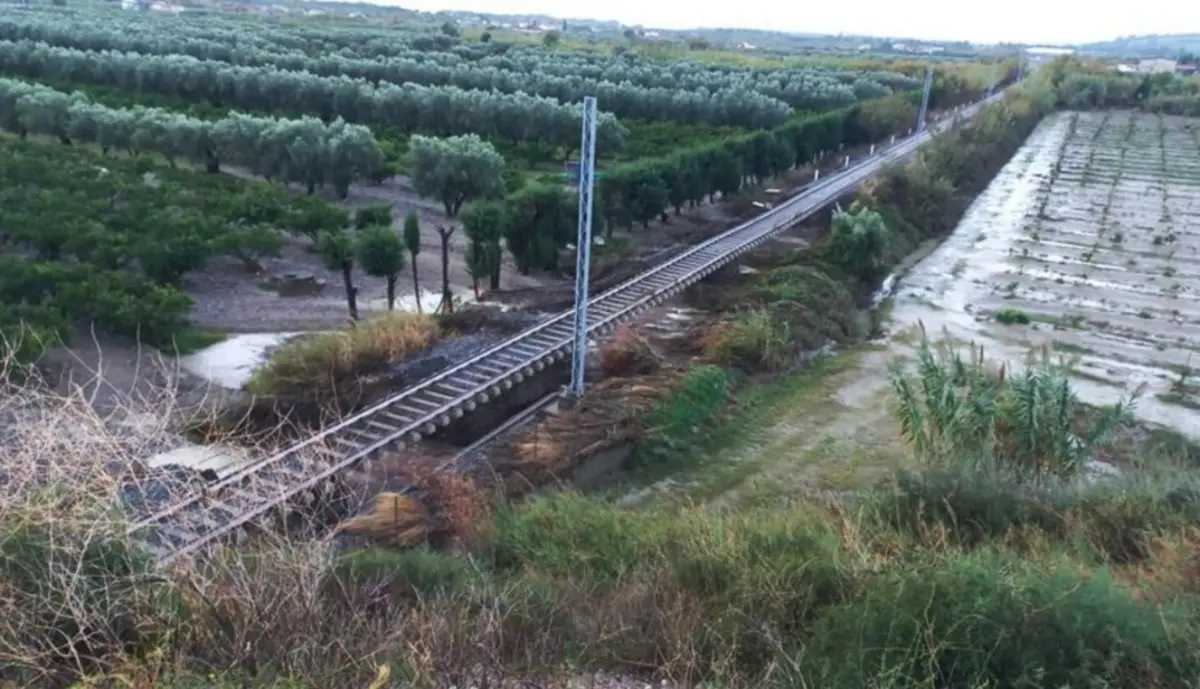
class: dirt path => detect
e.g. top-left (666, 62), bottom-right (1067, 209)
top-left (704, 346), bottom-right (911, 508)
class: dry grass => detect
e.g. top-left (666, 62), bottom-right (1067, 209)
top-left (337, 492), bottom-right (432, 547)
top-left (337, 471), bottom-right (491, 550)
top-left (0, 354), bottom-right (205, 685)
top-left (598, 325), bottom-right (662, 379)
top-left (494, 372), bottom-right (683, 496)
top-left (245, 313), bottom-right (441, 397)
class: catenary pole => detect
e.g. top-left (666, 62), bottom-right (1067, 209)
top-left (916, 64), bottom-right (934, 137)
top-left (569, 96), bottom-right (598, 397)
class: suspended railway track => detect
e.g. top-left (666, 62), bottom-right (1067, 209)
top-left (131, 95), bottom-right (1001, 564)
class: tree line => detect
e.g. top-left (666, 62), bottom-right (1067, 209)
top-left (463, 50), bottom-right (915, 110)
top-left (0, 77), bottom-right (384, 194)
top-left (469, 49), bottom-right (921, 96)
top-left (490, 70), bottom-right (1007, 287)
top-left (0, 7), bottom-right (444, 61)
top-left (1048, 61), bottom-right (1200, 116)
top-left (0, 40), bottom-right (629, 153)
top-left (251, 93), bottom-right (954, 322)
top-left (0, 12), bottom-right (920, 121)
top-left (449, 91), bottom-right (944, 297)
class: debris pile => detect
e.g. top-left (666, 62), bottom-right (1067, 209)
top-left (493, 372), bottom-right (682, 495)
top-left (598, 325), bottom-right (662, 378)
top-left (338, 469), bottom-right (491, 549)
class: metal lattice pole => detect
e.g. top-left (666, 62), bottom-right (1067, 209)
top-left (916, 65), bottom-right (933, 137)
top-left (569, 96), bottom-right (598, 397)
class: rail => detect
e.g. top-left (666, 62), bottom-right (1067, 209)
top-left (129, 94), bottom-right (1003, 564)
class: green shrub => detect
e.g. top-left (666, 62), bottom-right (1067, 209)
top-left (867, 466), bottom-right (1200, 563)
top-left (637, 364), bottom-right (735, 458)
top-left (995, 307), bottom-right (1031, 325)
top-left (889, 335), bottom-right (1137, 477)
top-left (798, 550), bottom-right (1200, 689)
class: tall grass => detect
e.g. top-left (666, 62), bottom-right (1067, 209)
top-left (246, 313), bottom-right (441, 397)
top-left (5, 357), bottom-right (1200, 689)
top-left (889, 331), bottom-right (1139, 478)
top-left (633, 365), bottom-right (735, 471)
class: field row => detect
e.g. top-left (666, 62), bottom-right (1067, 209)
top-left (992, 112), bottom-right (1200, 391)
top-left (0, 9), bottom-right (919, 128)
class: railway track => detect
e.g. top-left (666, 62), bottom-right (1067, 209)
top-left (130, 94), bottom-right (1002, 564)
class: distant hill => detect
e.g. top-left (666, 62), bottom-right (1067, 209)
top-left (1077, 34), bottom-right (1200, 58)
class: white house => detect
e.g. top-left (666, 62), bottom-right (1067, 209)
top-left (1137, 58), bottom-right (1178, 74)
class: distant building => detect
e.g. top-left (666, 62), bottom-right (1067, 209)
top-left (1022, 46), bottom-right (1075, 67)
top-left (1178, 63), bottom-right (1197, 75)
top-left (1137, 58), bottom-right (1178, 74)
top-left (1024, 46), bottom-right (1075, 57)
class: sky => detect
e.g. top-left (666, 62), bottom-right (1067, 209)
top-left (376, 0), bottom-right (1193, 46)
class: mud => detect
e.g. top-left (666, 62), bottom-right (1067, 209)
top-left (889, 110), bottom-right (1200, 439)
top-left (179, 332), bottom-right (308, 389)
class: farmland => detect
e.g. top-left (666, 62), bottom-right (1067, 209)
top-left (891, 109), bottom-right (1200, 433)
top-left (0, 4), bottom-right (981, 379)
top-left (17, 5), bottom-right (1200, 688)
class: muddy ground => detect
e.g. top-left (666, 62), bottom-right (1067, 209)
top-left (892, 110), bottom-right (1200, 436)
top-left (618, 110), bottom-right (1200, 509)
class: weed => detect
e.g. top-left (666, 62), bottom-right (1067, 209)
top-left (246, 313), bottom-right (440, 397)
top-left (889, 332), bottom-right (1138, 478)
top-left (995, 308), bottom-right (1031, 325)
top-left (634, 365), bottom-right (735, 470)
top-left (702, 309), bottom-right (795, 371)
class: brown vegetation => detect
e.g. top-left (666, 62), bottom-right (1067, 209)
top-left (338, 492), bottom-right (432, 547)
top-left (598, 325), bottom-right (662, 378)
top-left (494, 372), bottom-right (683, 495)
top-left (247, 313), bottom-right (441, 398)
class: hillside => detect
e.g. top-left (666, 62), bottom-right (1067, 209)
top-left (1078, 33), bottom-right (1200, 57)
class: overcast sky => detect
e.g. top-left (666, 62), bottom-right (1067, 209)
top-left (382, 0), bottom-right (1190, 45)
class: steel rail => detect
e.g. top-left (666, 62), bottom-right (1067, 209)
top-left (130, 94), bottom-right (1002, 564)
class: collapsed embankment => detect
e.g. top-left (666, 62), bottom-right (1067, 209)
top-left (338, 87), bottom-right (1055, 545)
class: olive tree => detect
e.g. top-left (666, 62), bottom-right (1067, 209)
top-left (317, 230), bottom-right (360, 321)
top-left (408, 134), bottom-right (506, 218)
